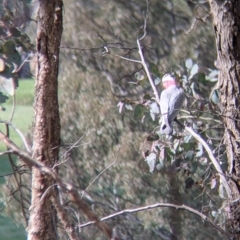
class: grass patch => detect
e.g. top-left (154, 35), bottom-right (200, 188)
top-left (0, 105), bottom-right (33, 149)
top-left (0, 216), bottom-right (26, 240)
top-left (6, 78), bottom-right (35, 105)
top-left (0, 78), bottom-right (34, 148)
top-left (0, 78), bottom-right (33, 240)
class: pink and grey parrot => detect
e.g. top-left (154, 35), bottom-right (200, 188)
top-left (160, 74), bottom-right (185, 135)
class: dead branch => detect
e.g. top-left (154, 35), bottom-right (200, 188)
top-left (78, 202), bottom-right (230, 239)
top-left (184, 126), bottom-right (231, 198)
top-left (0, 130), bottom-right (117, 240)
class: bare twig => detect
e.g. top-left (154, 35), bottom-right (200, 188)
top-left (78, 203), bottom-right (230, 239)
top-left (109, 52), bottom-right (142, 64)
top-left (137, 17), bottom-right (160, 103)
top-left (12, 55), bottom-right (31, 74)
top-left (184, 126), bottom-right (231, 198)
top-left (0, 130), bottom-right (116, 240)
top-left (56, 130), bottom-right (89, 166)
top-left (0, 121), bottom-right (31, 152)
top-left (0, 150), bottom-right (13, 156)
top-left (81, 155), bottom-right (119, 199)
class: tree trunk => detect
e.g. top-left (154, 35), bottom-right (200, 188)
top-left (27, 1), bottom-right (63, 239)
top-left (209, 0), bottom-right (240, 238)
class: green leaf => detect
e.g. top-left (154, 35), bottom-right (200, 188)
top-left (191, 161), bottom-right (198, 174)
top-left (143, 94), bottom-right (151, 100)
top-left (149, 62), bottom-right (159, 76)
top-left (197, 72), bottom-right (206, 84)
top-left (9, 27), bottom-right (21, 37)
top-left (2, 41), bottom-right (16, 54)
top-left (181, 142), bottom-right (196, 152)
top-left (134, 104), bottom-right (145, 119)
top-left (0, 91), bottom-right (8, 104)
top-left (185, 150), bottom-right (195, 161)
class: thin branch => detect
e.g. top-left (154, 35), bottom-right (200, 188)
top-left (137, 17), bottom-right (160, 103)
top-left (0, 150), bottom-right (13, 156)
top-left (184, 126), bottom-right (231, 198)
top-left (0, 121), bottom-right (31, 152)
top-left (0, 130), bottom-right (116, 240)
top-left (9, 78), bottom-right (16, 122)
top-left (81, 155), bottom-right (118, 199)
top-left (78, 203), bottom-right (230, 239)
top-left (56, 130), bottom-right (89, 166)
top-left (109, 52), bottom-right (142, 64)
top-left (13, 55), bottom-right (31, 74)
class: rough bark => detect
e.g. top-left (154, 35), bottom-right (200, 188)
top-left (27, 1), bottom-right (63, 240)
top-left (209, 0), bottom-right (240, 238)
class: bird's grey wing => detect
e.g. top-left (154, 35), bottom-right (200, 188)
top-left (160, 89), bottom-right (172, 134)
top-left (160, 89), bottom-right (170, 127)
top-left (168, 88), bottom-right (185, 122)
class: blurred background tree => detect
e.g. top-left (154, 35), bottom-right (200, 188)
top-left (0, 0), bottom-right (230, 239)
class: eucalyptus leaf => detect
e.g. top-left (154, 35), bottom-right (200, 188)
top-left (210, 89), bottom-right (219, 105)
top-left (9, 27), bottom-right (21, 37)
top-left (150, 102), bottom-right (159, 114)
top-left (125, 104), bottom-right (133, 111)
top-left (145, 153), bottom-right (156, 173)
top-left (134, 104), bottom-right (145, 119)
top-left (196, 142), bottom-right (203, 157)
top-left (149, 62), bottom-right (159, 76)
top-left (0, 92), bottom-right (8, 104)
top-left (154, 76), bottom-right (161, 85)
top-left (185, 58), bottom-right (193, 70)
top-left (185, 150), bottom-right (195, 161)
top-left (189, 63), bottom-right (199, 79)
top-left (191, 161), bottom-right (198, 174)
top-left (209, 70), bottom-right (218, 78)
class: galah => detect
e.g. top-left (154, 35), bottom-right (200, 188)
top-left (160, 74), bottom-right (185, 135)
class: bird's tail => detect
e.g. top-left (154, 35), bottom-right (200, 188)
top-left (160, 116), bottom-right (173, 135)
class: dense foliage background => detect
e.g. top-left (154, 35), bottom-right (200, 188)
top-left (0, 0), bottom-right (228, 239)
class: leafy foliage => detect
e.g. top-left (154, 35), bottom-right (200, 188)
top-left (1, 0), bottom-right (229, 239)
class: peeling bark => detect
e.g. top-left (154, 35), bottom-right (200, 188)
top-left (27, 1), bottom-right (63, 239)
top-left (209, 0), bottom-right (240, 238)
